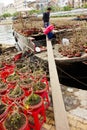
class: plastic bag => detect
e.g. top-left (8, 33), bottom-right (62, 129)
top-left (62, 38), bottom-right (70, 46)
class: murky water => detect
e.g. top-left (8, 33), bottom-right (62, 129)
top-left (57, 62), bottom-right (87, 90)
top-left (0, 25), bottom-right (15, 45)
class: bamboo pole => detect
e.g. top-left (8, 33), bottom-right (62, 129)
top-left (46, 37), bottom-right (70, 130)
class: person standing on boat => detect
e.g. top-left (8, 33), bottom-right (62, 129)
top-left (42, 7), bottom-right (52, 28)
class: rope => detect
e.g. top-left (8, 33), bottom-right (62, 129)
top-left (57, 66), bottom-right (87, 87)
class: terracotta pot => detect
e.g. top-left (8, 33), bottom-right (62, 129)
top-left (0, 102), bottom-right (13, 128)
top-left (2, 95), bottom-right (13, 105)
top-left (7, 88), bottom-right (25, 103)
top-left (41, 77), bottom-right (49, 91)
top-left (85, 49), bottom-right (87, 53)
top-left (62, 53), bottom-right (67, 56)
top-left (21, 85), bottom-right (32, 96)
top-left (0, 84), bottom-right (8, 95)
top-left (83, 45), bottom-right (87, 49)
top-left (7, 82), bottom-right (16, 89)
top-left (3, 112), bottom-right (30, 130)
top-left (4, 64), bottom-right (15, 76)
top-left (6, 74), bottom-right (19, 84)
top-left (34, 84), bottom-right (47, 94)
top-left (33, 81), bottom-right (48, 94)
top-left (41, 76), bottom-right (48, 85)
top-left (23, 94), bottom-right (43, 110)
top-left (75, 52), bottom-right (81, 57)
top-left (67, 54), bottom-right (74, 58)
top-left (0, 103), bottom-right (8, 121)
top-left (17, 71), bottom-right (28, 79)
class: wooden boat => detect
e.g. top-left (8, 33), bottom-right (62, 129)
top-left (13, 27), bottom-right (87, 64)
top-left (12, 20), bottom-right (87, 90)
top-left (12, 8), bottom-right (87, 64)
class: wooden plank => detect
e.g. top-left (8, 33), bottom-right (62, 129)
top-left (46, 37), bottom-right (70, 130)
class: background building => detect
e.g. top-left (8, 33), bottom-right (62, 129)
top-left (2, 4), bottom-right (16, 15)
top-left (58, 0), bottom-right (83, 8)
top-left (14, 0), bottom-right (87, 12)
top-left (35, 0), bottom-right (59, 10)
top-left (14, 0), bottom-right (26, 11)
top-left (35, 0), bottom-right (50, 10)
top-left (14, 0), bottom-right (35, 11)
top-left (58, 0), bottom-right (69, 7)
top-left (68, 0), bottom-right (82, 8)
top-left (14, 0), bottom-right (58, 11)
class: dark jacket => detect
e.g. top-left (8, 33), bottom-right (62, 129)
top-left (42, 12), bottom-right (50, 22)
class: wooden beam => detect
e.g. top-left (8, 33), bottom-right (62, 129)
top-left (46, 37), bottom-right (70, 130)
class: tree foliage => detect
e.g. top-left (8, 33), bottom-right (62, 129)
top-left (63, 6), bottom-right (72, 11)
top-left (12, 12), bottom-right (19, 17)
top-left (2, 13), bottom-right (11, 18)
top-left (29, 10), bottom-right (41, 15)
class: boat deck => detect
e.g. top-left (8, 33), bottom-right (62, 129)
top-left (35, 43), bottom-right (87, 63)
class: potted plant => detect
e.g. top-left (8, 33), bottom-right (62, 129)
top-left (6, 73), bottom-right (20, 84)
top-left (0, 100), bottom-right (8, 121)
top-left (74, 51), bottom-right (81, 57)
top-left (15, 62), bottom-right (26, 70)
top-left (0, 100), bottom-right (7, 130)
top-left (0, 99), bottom-right (12, 129)
top-left (83, 43), bottom-right (87, 49)
top-left (20, 78), bottom-right (32, 89)
top-left (23, 93), bottom-right (42, 110)
top-left (32, 81), bottom-right (47, 94)
top-left (7, 85), bottom-right (25, 102)
top-left (17, 66), bottom-right (29, 78)
top-left (32, 69), bottom-right (46, 81)
top-left (3, 108), bottom-right (29, 130)
top-left (20, 78), bottom-right (33, 96)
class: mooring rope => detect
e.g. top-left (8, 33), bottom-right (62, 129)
top-left (57, 66), bottom-right (87, 87)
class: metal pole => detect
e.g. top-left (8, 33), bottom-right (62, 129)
top-left (46, 37), bottom-right (70, 130)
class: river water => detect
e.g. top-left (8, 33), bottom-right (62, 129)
top-left (57, 62), bottom-right (87, 90)
top-left (0, 25), bottom-right (15, 45)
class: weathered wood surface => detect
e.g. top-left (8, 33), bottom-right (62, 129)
top-left (46, 37), bottom-right (70, 130)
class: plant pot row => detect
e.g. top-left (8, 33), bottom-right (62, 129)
top-left (0, 74), bottom-right (49, 130)
top-left (0, 93), bottom-right (44, 130)
top-left (17, 28), bottom-right (42, 37)
top-left (0, 102), bottom-right (30, 130)
top-left (1, 80), bottom-right (48, 102)
top-left (0, 53), bottom-right (49, 130)
top-left (58, 46), bottom-right (84, 58)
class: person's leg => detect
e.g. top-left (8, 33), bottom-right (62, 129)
top-left (44, 22), bottom-right (49, 28)
top-left (47, 22), bottom-right (49, 27)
